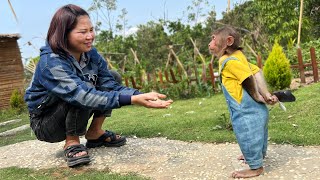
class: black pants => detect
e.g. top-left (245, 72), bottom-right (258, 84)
top-left (30, 101), bottom-right (112, 143)
top-left (30, 70), bottom-right (121, 143)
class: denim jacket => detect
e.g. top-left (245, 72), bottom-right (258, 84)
top-left (24, 43), bottom-right (138, 112)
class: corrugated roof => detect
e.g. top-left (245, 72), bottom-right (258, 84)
top-left (0, 34), bottom-right (20, 39)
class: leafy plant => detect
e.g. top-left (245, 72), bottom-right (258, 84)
top-left (9, 89), bottom-right (25, 111)
top-left (263, 42), bottom-right (292, 91)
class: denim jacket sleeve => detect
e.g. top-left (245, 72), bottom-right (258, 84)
top-left (38, 54), bottom-right (122, 111)
top-left (91, 50), bottom-right (139, 96)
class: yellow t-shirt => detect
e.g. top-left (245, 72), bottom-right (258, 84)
top-left (219, 50), bottom-right (260, 103)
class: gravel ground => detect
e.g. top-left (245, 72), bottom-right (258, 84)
top-left (0, 137), bottom-right (319, 180)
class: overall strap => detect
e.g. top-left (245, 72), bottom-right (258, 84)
top-left (219, 56), bottom-right (239, 83)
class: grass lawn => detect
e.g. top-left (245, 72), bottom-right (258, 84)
top-left (0, 82), bottom-right (319, 179)
top-left (104, 82), bottom-right (320, 146)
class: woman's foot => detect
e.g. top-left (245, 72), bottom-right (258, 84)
top-left (85, 129), bottom-right (123, 142)
top-left (85, 129), bottom-right (127, 148)
top-left (64, 136), bottom-right (90, 167)
top-left (64, 137), bottom-right (87, 157)
top-left (232, 167), bottom-right (264, 178)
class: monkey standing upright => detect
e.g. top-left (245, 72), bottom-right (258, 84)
top-left (208, 26), bottom-right (278, 179)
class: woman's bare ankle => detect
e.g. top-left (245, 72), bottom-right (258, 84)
top-left (64, 136), bottom-right (80, 149)
top-left (85, 129), bottom-right (105, 140)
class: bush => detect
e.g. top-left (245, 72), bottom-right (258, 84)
top-left (263, 42), bottom-right (292, 91)
top-left (10, 89), bottom-right (25, 111)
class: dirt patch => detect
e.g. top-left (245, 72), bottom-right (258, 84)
top-left (290, 70), bottom-right (319, 90)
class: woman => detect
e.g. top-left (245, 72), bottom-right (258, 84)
top-left (24, 4), bottom-right (173, 167)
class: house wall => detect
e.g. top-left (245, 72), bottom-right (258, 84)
top-left (0, 34), bottom-right (24, 109)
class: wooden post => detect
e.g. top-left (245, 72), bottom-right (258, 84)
top-left (165, 52), bottom-right (172, 69)
top-left (164, 70), bottom-right (172, 83)
top-left (190, 37), bottom-right (206, 64)
top-left (257, 54), bottom-right (263, 68)
top-left (124, 77), bottom-right (129, 87)
top-left (130, 48), bottom-right (140, 65)
top-left (170, 69), bottom-right (179, 83)
top-left (130, 77), bottom-right (137, 89)
top-left (310, 47), bottom-right (319, 82)
top-left (105, 56), bottom-right (114, 69)
top-left (169, 46), bottom-right (188, 78)
top-left (208, 62), bottom-right (216, 91)
top-left (297, 0), bottom-right (304, 48)
top-left (297, 48), bottom-right (306, 83)
top-left (158, 70), bottom-right (164, 84)
top-left (121, 55), bottom-right (127, 73)
top-left (245, 42), bottom-right (258, 59)
top-left (201, 64), bottom-right (207, 83)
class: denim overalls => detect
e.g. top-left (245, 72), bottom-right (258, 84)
top-left (220, 57), bottom-right (269, 169)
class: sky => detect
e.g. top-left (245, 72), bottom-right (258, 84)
top-left (0, 0), bottom-right (244, 63)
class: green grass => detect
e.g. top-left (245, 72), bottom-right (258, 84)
top-left (0, 109), bottom-right (34, 146)
top-left (0, 167), bottom-right (149, 180)
top-left (105, 82), bottom-right (320, 145)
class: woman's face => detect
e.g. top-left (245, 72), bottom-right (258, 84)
top-left (67, 15), bottom-right (95, 59)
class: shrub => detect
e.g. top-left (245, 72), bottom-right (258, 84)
top-left (10, 89), bottom-right (25, 111)
top-left (263, 42), bottom-right (292, 91)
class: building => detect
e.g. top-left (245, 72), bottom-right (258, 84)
top-left (0, 34), bottom-right (24, 109)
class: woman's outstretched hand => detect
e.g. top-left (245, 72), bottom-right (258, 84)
top-left (131, 92), bottom-right (173, 108)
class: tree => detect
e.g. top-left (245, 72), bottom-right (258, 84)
top-left (253, 0), bottom-right (311, 46)
top-left (135, 21), bottom-right (171, 72)
top-left (116, 8), bottom-right (129, 37)
top-left (304, 0), bottom-right (320, 38)
top-left (88, 0), bottom-right (118, 34)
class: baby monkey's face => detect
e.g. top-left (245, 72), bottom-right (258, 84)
top-left (208, 34), bottom-right (227, 58)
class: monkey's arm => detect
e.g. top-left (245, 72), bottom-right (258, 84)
top-left (242, 75), bottom-right (265, 103)
top-left (254, 70), bottom-right (278, 104)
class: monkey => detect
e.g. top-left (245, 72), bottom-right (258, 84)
top-left (208, 26), bottom-right (278, 178)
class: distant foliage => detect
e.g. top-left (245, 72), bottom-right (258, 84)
top-left (286, 39), bottom-right (320, 65)
top-left (263, 42), bottom-right (292, 91)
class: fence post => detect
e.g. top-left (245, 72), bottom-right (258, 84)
top-left (147, 73), bottom-right (151, 83)
top-left (208, 62), bottom-right (216, 91)
top-left (297, 48), bottom-right (306, 83)
top-left (158, 70), bottom-right (164, 84)
top-left (310, 47), bottom-right (319, 83)
top-left (164, 70), bottom-right (172, 83)
top-left (257, 54), bottom-right (263, 68)
top-left (124, 77), bottom-right (129, 87)
top-left (201, 64), bottom-right (207, 83)
top-left (169, 69), bottom-right (179, 83)
top-left (130, 77), bottom-right (137, 89)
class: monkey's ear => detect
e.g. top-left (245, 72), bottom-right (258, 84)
top-left (226, 36), bottom-right (234, 47)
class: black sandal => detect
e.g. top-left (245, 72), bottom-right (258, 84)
top-left (86, 130), bottom-right (127, 148)
top-left (64, 144), bottom-right (91, 167)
